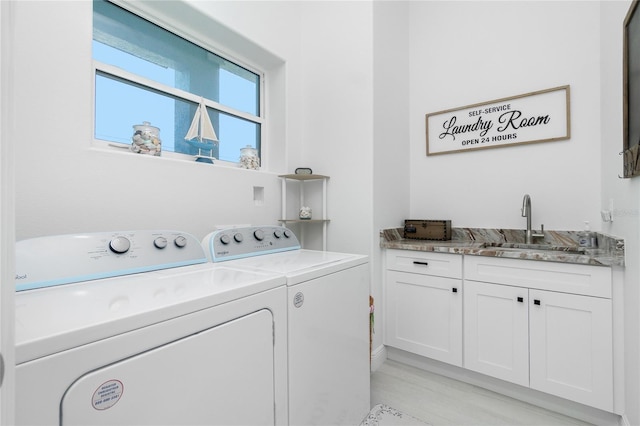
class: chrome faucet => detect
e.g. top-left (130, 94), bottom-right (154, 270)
top-left (521, 194), bottom-right (544, 244)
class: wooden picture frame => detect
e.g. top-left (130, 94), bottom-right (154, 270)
top-left (426, 86), bottom-right (570, 156)
top-left (623, 0), bottom-right (640, 178)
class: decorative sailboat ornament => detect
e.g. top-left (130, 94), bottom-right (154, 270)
top-left (184, 97), bottom-right (218, 163)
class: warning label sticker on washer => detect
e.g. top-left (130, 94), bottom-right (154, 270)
top-left (92, 380), bottom-right (123, 410)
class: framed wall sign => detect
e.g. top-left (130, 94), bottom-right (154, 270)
top-left (426, 86), bottom-right (571, 156)
top-left (623, 0), bottom-right (640, 178)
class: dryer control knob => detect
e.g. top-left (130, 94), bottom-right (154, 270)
top-left (284, 229), bottom-right (292, 238)
top-left (154, 237), bottom-right (168, 249)
top-left (254, 230), bottom-right (265, 241)
top-left (234, 233), bottom-right (244, 243)
top-left (174, 235), bottom-right (187, 248)
top-left (109, 236), bottom-right (131, 254)
top-left (274, 229), bottom-right (283, 238)
top-left (220, 234), bottom-right (231, 245)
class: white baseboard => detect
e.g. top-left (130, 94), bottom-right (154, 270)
top-left (370, 344), bottom-right (387, 372)
top-left (386, 347), bottom-right (623, 426)
top-left (620, 414), bottom-right (631, 426)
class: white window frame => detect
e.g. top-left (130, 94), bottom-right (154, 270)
top-left (91, 0), bottom-right (266, 168)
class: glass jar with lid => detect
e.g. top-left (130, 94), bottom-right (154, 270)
top-left (131, 121), bottom-right (162, 156)
top-left (239, 145), bottom-right (260, 170)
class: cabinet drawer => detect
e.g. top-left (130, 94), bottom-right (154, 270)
top-left (464, 256), bottom-right (611, 298)
top-left (386, 249), bottom-right (462, 278)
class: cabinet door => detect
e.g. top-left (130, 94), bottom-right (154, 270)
top-left (386, 271), bottom-right (462, 366)
top-left (529, 289), bottom-right (613, 412)
top-left (464, 281), bottom-right (529, 387)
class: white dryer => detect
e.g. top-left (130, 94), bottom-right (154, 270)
top-left (203, 226), bottom-right (371, 426)
top-left (14, 230), bottom-right (288, 426)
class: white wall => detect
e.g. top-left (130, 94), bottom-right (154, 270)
top-left (12, 0), bottom-right (374, 261)
top-left (601, 1), bottom-right (640, 425)
top-left (0, 1), bottom-right (16, 423)
top-left (13, 1), bottom-right (283, 241)
top-left (163, 1), bottom-right (376, 257)
top-left (409, 1), bottom-right (602, 232)
top-left (299, 2), bottom-right (374, 256)
top-left (372, 1), bottom-right (411, 360)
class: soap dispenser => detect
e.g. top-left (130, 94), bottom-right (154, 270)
top-left (578, 221), bottom-right (597, 248)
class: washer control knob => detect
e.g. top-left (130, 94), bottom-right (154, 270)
top-left (234, 233), bottom-right (244, 243)
top-left (254, 230), bottom-right (265, 241)
top-left (109, 236), bottom-right (131, 254)
top-left (154, 237), bottom-right (168, 249)
top-left (274, 229), bottom-right (283, 238)
top-left (220, 234), bottom-right (231, 245)
top-left (283, 229), bottom-right (292, 238)
top-left (174, 235), bottom-right (187, 248)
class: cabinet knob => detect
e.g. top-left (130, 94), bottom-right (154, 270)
top-left (452, 287), bottom-right (458, 293)
top-left (534, 299), bottom-right (541, 306)
top-left (517, 297), bottom-right (524, 303)
top-left (412, 261), bottom-right (429, 266)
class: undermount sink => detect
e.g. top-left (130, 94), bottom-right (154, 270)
top-left (482, 242), bottom-right (587, 254)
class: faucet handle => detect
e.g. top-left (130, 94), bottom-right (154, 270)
top-left (532, 224), bottom-right (545, 239)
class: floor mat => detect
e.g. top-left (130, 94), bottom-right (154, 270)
top-left (360, 404), bottom-right (431, 426)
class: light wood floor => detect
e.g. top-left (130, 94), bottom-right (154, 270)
top-left (370, 360), bottom-right (594, 426)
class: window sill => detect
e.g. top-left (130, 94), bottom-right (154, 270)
top-left (90, 141), bottom-right (269, 173)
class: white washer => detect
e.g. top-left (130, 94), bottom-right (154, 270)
top-left (14, 230), bottom-right (288, 426)
top-left (203, 226), bottom-right (370, 426)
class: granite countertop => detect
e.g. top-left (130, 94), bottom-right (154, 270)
top-left (380, 227), bottom-right (625, 267)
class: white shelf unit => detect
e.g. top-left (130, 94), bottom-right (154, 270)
top-left (278, 174), bottom-right (329, 250)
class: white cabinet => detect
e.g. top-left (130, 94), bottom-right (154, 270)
top-left (464, 256), bottom-right (613, 412)
top-left (529, 288), bottom-right (612, 409)
top-left (278, 174), bottom-right (329, 250)
top-left (464, 281), bottom-right (529, 386)
top-left (385, 250), bottom-right (462, 366)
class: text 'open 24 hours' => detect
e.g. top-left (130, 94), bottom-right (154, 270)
top-left (426, 86), bottom-right (570, 155)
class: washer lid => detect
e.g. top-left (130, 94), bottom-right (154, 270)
top-left (223, 249), bottom-right (369, 285)
top-left (15, 263), bottom-right (285, 364)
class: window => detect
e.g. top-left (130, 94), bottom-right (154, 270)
top-left (92, 0), bottom-right (263, 163)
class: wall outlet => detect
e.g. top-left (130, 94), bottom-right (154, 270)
top-left (601, 210), bottom-right (613, 222)
top-left (253, 186), bottom-right (265, 206)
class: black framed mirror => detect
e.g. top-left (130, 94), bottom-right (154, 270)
top-left (623, 0), bottom-right (640, 178)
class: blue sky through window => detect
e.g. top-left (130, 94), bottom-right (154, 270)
top-left (94, 42), bottom-right (177, 148)
top-left (92, 0), bottom-right (261, 162)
